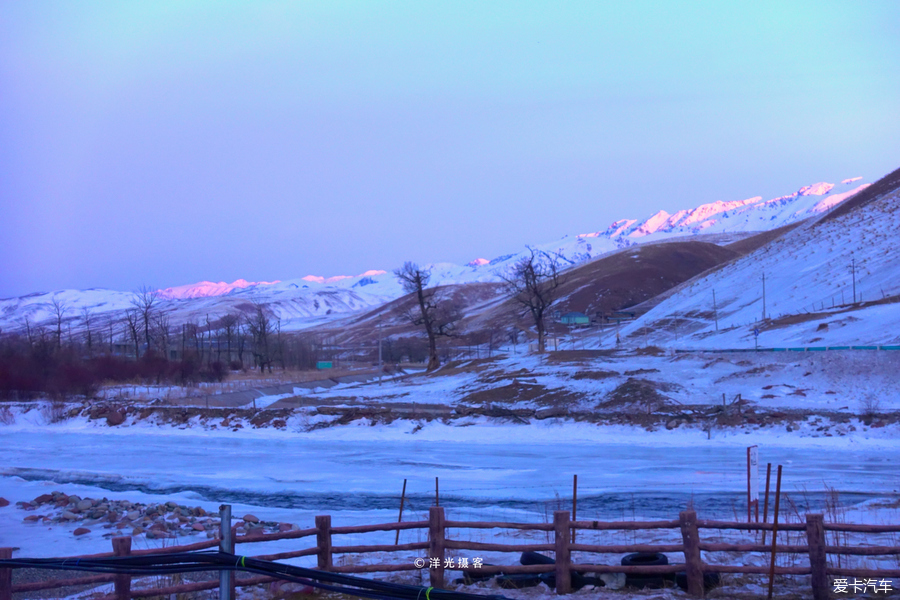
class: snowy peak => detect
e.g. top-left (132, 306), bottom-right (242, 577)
top-left (157, 279), bottom-right (280, 300)
top-left (797, 182), bottom-right (835, 196)
top-left (598, 180), bottom-right (868, 242)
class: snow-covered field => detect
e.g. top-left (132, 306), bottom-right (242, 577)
top-left (2, 349), bottom-right (900, 598)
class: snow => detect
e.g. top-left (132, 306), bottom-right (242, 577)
top-left (157, 279), bottom-right (281, 300)
top-left (617, 182), bottom-right (900, 348)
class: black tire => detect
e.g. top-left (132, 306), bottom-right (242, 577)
top-left (520, 551), bottom-right (555, 565)
top-left (621, 552), bottom-right (668, 567)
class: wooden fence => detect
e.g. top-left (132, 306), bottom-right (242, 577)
top-left (2, 507), bottom-right (899, 600)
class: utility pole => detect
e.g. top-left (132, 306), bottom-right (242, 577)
top-left (761, 272), bottom-right (767, 321)
top-left (851, 258), bottom-right (857, 303)
top-left (713, 289), bottom-right (718, 332)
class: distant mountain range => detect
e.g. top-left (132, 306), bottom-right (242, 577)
top-left (0, 176), bottom-right (872, 333)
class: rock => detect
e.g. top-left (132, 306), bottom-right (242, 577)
top-left (191, 523), bottom-right (205, 531)
top-left (61, 511), bottom-right (79, 521)
top-left (146, 530), bottom-right (170, 539)
top-left (132, 527), bottom-right (144, 535)
top-left (73, 527), bottom-right (91, 536)
top-left (106, 409), bottom-right (127, 426)
top-left (242, 514), bottom-right (259, 524)
top-left (24, 515), bottom-right (41, 522)
top-left (194, 506), bottom-right (207, 516)
top-left (0, 497), bottom-right (9, 508)
top-left (77, 499), bottom-right (94, 511)
top-left (127, 510), bottom-right (140, 520)
top-left (665, 418), bottom-right (682, 430)
top-left (68, 495), bottom-right (82, 504)
top-left (34, 494), bottom-right (54, 504)
top-left (278, 523), bottom-right (293, 532)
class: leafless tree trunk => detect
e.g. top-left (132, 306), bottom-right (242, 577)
top-left (124, 309), bottom-right (141, 359)
top-left (132, 286), bottom-right (159, 357)
top-left (393, 262), bottom-right (461, 371)
top-left (154, 312), bottom-right (171, 358)
top-left (501, 247), bottom-right (563, 353)
top-left (81, 307), bottom-right (94, 357)
top-left (50, 297), bottom-right (69, 350)
top-left (221, 313), bottom-right (239, 366)
top-left (246, 302), bottom-right (274, 373)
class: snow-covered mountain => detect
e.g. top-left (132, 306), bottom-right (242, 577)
top-left (0, 175), bottom-right (873, 333)
top-left (618, 169), bottom-right (900, 347)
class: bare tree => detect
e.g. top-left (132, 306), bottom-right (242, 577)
top-left (131, 286), bottom-right (159, 357)
top-left (153, 312), bottom-right (171, 357)
top-left (220, 313), bottom-right (240, 366)
top-left (501, 247), bottom-right (563, 353)
top-left (81, 307), bottom-right (94, 357)
top-left (246, 302), bottom-right (274, 373)
top-left (393, 262), bottom-right (460, 371)
top-left (49, 297), bottom-right (69, 350)
top-left (124, 309), bottom-right (141, 359)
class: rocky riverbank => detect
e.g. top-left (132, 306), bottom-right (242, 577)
top-left (12, 491), bottom-right (297, 540)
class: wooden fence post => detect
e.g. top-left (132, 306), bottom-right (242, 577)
top-left (219, 504), bottom-right (235, 600)
top-left (679, 510), bottom-right (705, 598)
top-left (0, 548), bottom-right (11, 600)
top-left (806, 514), bottom-right (828, 600)
top-left (553, 511), bottom-right (571, 594)
top-left (428, 506), bottom-right (445, 588)
top-left (316, 515), bottom-right (333, 570)
top-left (112, 537), bottom-right (132, 600)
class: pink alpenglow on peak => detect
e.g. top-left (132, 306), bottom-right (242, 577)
top-left (302, 270), bottom-right (388, 284)
top-left (467, 258), bottom-right (490, 267)
top-left (797, 182), bottom-right (835, 196)
top-left (157, 279), bottom-right (279, 299)
top-left (809, 184), bottom-right (871, 214)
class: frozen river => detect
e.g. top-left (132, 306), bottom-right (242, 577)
top-left (3, 429), bottom-right (898, 523)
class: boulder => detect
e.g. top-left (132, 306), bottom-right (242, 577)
top-left (191, 523), bottom-right (205, 532)
top-left (34, 494), bottom-right (54, 504)
top-left (73, 527), bottom-right (91, 536)
top-left (106, 409), bottom-right (127, 426)
top-left (24, 515), bottom-right (41, 522)
top-left (0, 497), bottom-right (9, 508)
top-left (77, 499), bottom-right (93, 511)
top-left (61, 511), bottom-right (79, 521)
top-left (242, 514), bottom-right (260, 524)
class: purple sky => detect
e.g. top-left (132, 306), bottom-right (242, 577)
top-left (1, 2), bottom-right (899, 298)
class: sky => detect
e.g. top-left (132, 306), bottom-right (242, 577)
top-left (1, 1), bottom-right (899, 298)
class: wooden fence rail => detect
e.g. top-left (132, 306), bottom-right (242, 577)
top-left (2, 507), bottom-right (899, 600)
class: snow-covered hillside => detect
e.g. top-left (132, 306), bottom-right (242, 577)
top-left (0, 175), bottom-right (872, 334)
top-left (619, 177), bottom-right (900, 348)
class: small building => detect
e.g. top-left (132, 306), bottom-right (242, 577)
top-left (559, 312), bottom-right (590, 326)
